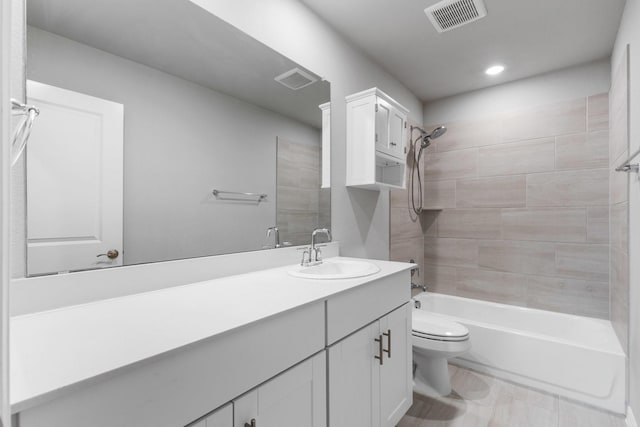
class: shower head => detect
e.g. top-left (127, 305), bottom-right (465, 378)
top-left (427, 126), bottom-right (447, 140)
top-left (417, 125), bottom-right (447, 148)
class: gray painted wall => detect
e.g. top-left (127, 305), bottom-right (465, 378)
top-left (27, 27), bottom-right (321, 266)
top-left (612, 0), bottom-right (640, 418)
top-left (423, 59), bottom-right (611, 125)
top-left (190, 0), bottom-right (424, 260)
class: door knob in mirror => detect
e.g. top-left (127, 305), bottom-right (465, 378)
top-left (97, 249), bottom-right (119, 259)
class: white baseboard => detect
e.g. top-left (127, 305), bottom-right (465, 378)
top-left (628, 405), bottom-right (638, 427)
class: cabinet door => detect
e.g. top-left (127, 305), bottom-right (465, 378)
top-left (234, 352), bottom-right (326, 427)
top-left (206, 403), bottom-right (233, 427)
top-left (388, 107), bottom-right (405, 160)
top-left (328, 322), bottom-right (380, 427)
top-left (375, 99), bottom-right (390, 154)
top-left (378, 304), bottom-right (413, 427)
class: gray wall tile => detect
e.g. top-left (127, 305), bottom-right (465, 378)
top-left (438, 209), bottom-right (502, 239)
top-left (501, 98), bottom-right (586, 142)
top-left (502, 208), bottom-right (587, 243)
top-left (587, 206), bottom-right (609, 244)
top-left (433, 117), bottom-right (501, 152)
top-left (526, 276), bottom-right (608, 318)
top-left (526, 169), bottom-right (608, 207)
top-left (588, 93), bottom-right (609, 132)
top-left (425, 148), bottom-right (478, 181)
top-left (555, 243), bottom-right (609, 281)
top-left (456, 268), bottom-right (527, 305)
top-left (424, 237), bottom-right (478, 268)
top-left (556, 131), bottom-right (609, 170)
top-left (478, 138), bottom-right (555, 177)
top-left (478, 240), bottom-right (556, 276)
top-left (423, 180), bottom-right (456, 209)
top-left (456, 176), bottom-right (526, 208)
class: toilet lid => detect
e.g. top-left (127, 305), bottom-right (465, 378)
top-left (412, 310), bottom-right (469, 341)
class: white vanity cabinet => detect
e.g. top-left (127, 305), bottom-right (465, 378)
top-left (326, 271), bottom-right (412, 427)
top-left (191, 352), bottom-right (326, 427)
top-left (191, 403), bottom-right (232, 427)
top-left (12, 260), bottom-right (413, 427)
top-left (328, 304), bottom-right (412, 427)
top-left (346, 87), bottom-right (409, 190)
top-left (234, 352), bottom-right (326, 427)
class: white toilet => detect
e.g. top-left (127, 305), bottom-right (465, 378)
top-left (412, 309), bottom-right (471, 397)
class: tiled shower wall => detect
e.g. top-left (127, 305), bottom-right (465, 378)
top-left (609, 48), bottom-right (629, 350)
top-left (390, 120), bottom-right (426, 289)
top-left (276, 138), bottom-right (330, 247)
top-left (416, 94), bottom-right (611, 318)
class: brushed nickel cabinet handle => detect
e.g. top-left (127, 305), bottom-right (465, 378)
top-left (383, 329), bottom-right (391, 358)
top-left (374, 335), bottom-right (384, 366)
top-left (245, 419), bottom-right (256, 427)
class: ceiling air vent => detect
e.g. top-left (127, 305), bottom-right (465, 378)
top-left (424, 0), bottom-right (487, 33)
top-left (274, 68), bottom-right (318, 90)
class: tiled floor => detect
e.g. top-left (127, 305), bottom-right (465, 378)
top-left (398, 364), bottom-right (625, 427)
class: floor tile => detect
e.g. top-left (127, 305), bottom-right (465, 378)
top-left (398, 365), bottom-right (624, 427)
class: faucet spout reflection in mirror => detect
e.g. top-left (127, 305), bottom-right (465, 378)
top-left (265, 226), bottom-right (280, 249)
top-left (300, 228), bottom-right (332, 266)
top-left (264, 226), bottom-right (292, 249)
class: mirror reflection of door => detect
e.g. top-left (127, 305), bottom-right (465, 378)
top-left (26, 80), bottom-right (124, 275)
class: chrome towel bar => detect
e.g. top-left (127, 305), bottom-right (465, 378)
top-left (615, 147), bottom-right (640, 173)
top-left (212, 189), bottom-right (267, 202)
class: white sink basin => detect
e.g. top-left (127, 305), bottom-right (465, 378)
top-left (288, 258), bottom-right (380, 280)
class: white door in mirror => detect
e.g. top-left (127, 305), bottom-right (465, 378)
top-left (26, 81), bottom-right (124, 275)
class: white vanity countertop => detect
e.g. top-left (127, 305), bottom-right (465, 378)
top-left (10, 256), bottom-right (412, 412)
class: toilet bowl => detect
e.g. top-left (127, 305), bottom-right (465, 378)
top-left (412, 309), bottom-right (471, 397)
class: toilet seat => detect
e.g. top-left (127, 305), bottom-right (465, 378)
top-left (412, 310), bottom-right (469, 342)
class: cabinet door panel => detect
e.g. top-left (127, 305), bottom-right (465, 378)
top-left (375, 100), bottom-right (390, 153)
top-left (206, 403), bottom-right (232, 427)
top-left (388, 108), bottom-right (405, 159)
top-left (234, 352), bottom-right (326, 427)
top-left (328, 323), bottom-right (380, 427)
top-left (379, 304), bottom-right (413, 427)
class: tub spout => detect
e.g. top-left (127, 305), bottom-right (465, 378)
top-left (411, 282), bottom-right (428, 292)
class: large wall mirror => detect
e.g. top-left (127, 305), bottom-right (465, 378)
top-left (22, 0), bottom-right (330, 276)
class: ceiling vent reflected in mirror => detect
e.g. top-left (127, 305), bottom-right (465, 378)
top-left (424, 0), bottom-right (488, 33)
top-left (275, 67), bottom-right (318, 90)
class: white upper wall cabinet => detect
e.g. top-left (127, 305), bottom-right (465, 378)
top-left (346, 88), bottom-right (409, 190)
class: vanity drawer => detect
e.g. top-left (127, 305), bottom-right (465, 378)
top-left (17, 302), bottom-right (325, 427)
top-left (326, 271), bottom-right (410, 345)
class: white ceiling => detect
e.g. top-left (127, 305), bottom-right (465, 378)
top-left (27, 0), bottom-right (329, 128)
top-left (300, 0), bottom-right (626, 101)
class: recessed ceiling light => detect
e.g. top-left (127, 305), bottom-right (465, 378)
top-left (485, 65), bottom-right (505, 76)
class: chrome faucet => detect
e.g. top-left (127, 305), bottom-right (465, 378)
top-left (411, 283), bottom-right (428, 292)
top-left (266, 226), bottom-right (280, 248)
top-left (301, 228), bottom-right (332, 266)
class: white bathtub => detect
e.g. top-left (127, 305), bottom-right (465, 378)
top-left (413, 292), bottom-right (626, 414)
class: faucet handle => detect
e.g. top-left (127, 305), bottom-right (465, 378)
top-left (300, 249), bottom-right (310, 266)
top-left (314, 247), bottom-right (322, 262)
